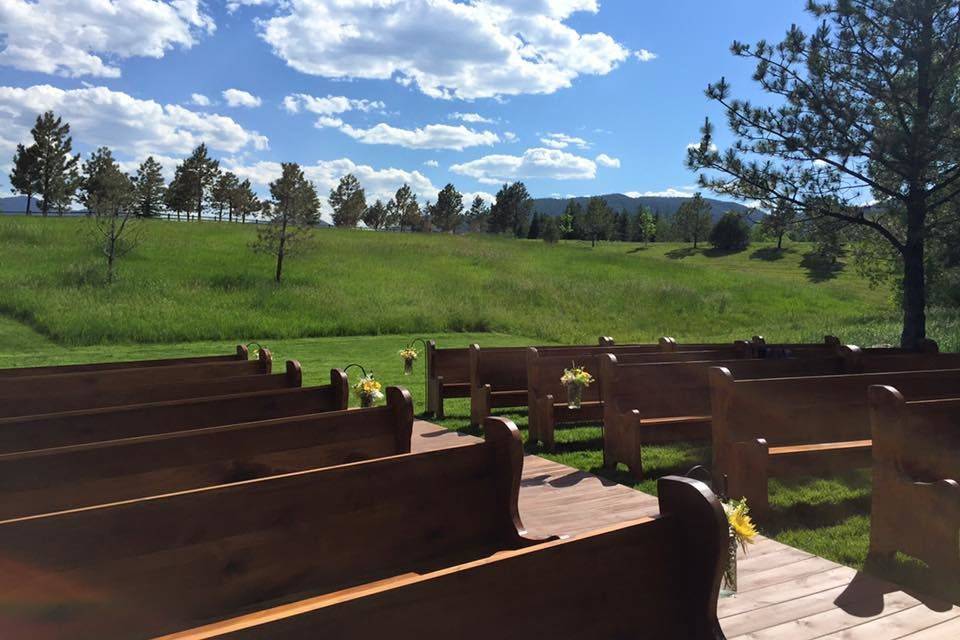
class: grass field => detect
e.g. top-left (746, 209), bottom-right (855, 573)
top-left (5, 215), bottom-right (958, 349)
top-left (0, 215), bottom-right (956, 601)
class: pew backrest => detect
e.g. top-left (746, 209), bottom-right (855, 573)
top-left (161, 476), bottom-right (727, 640)
top-left (0, 417), bottom-right (536, 639)
top-left (0, 386), bottom-right (414, 520)
top-left (0, 368), bottom-right (346, 454)
top-left (0, 345), bottom-right (250, 378)
top-left (0, 360), bottom-right (303, 418)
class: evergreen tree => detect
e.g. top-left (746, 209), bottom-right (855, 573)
top-left (177, 143), bottom-right (220, 222)
top-left (362, 199), bottom-right (389, 229)
top-left (30, 111), bottom-right (80, 216)
top-left (633, 206), bottom-right (656, 244)
top-left (232, 179), bottom-right (261, 224)
top-left (709, 211), bottom-right (751, 251)
top-left (687, 0), bottom-right (960, 347)
top-left (388, 184), bottom-right (420, 231)
top-left (527, 212), bottom-right (542, 239)
top-left (211, 171), bottom-right (240, 222)
top-left (81, 147), bottom-right (139, 283)
top-left (428, 183), bottom-right (464, 232)
top-left (465, 195), bottom-right (489, 232)
top-left (615, 209), bottom-right (630, 241)
top-left (329, 173), bottom-right (366, 228)
top-left (541, 216), bottom-right (561, 244)
top-left (163, 164), bottom-right (194, 221)
top-left (9, 143), bottom-right (39, 214)
top-left (583, 196), bottom-right (614, 247)
top-left (560, 201), bottom-right (581, 239)
top-left (133, 157), bottom-right (166, 218)
top-left (253, 163), bottom-right (319, 282)
top-left (760, 202), bottom-right (797, 250)
top-left (488, 182), bottom-right (533, 237)
top-left (672, 193), bottom-right (712, 248)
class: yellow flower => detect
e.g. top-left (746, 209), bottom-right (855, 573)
top-left (725, 499), bottom-right (757, 552)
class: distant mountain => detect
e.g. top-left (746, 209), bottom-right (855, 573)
top-left (532, 193), bottom-right (756, 221)
top-left (0, 196), bottom-right (86, 216)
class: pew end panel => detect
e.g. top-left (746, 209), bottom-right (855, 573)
top-left (256, 348), bottom-right (272, 374)
top-left (708, 366), bottom-right (736, 489)
top-left (329, 368), bottom-right (349, 411)
top-left (602, 408), bottom-right (644, 479)
top-left (725, 438), bottom-right (771, 518)
top-left (235, 344), bottom-right (249, 360)
top-left (425, 339), bottom-right (438, 415)
top-left (387, 386), bottom-right (415, 454)
top-left (285, 360), bottom-right (303, 387)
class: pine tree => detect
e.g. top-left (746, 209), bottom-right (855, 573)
top-left (362, 199), bottom-right (389, 229)
top-left (559, 201), bottom-right (580, 239)
top-left (9, 143), bottom-right (39, 214)
top-left (686, 0), bottom-right (960, 347)
top-left (428, 183), bottom-right (464, 232)
top-left (329, 174), bottom-right (366, 227)
top-left (211, 172), bottom-right (240, 222)
top-left (163, 165), bottom-right (194, 221)
top-left (672, 193), bottom-right (712, 248)
top-left (583, 197), bottom-right (614, 247)
top-left (253, 163), bottom-right (319, 282)
top-left (81, 147), bottom-right (139, 283)
top-left (30, 111), bottom-right (80, 216)
top-left (760, 202), bottom-right (797, 250)
top-left (527, 212), bottom-right (541, 239)
top-left (387, 184), bottom-right (420, 231)
top-left (488, 182), bottom-right (533, 237)
top-left (177, 143), bottom-right (220, 222)
top-left (133, 157), bottom-right (166, 218)
top-left (465, 195), bottom-right (489, 232)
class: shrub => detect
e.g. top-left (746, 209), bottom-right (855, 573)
top-left (709, 212), bottom-right (751, 251)
top-left (541, 216), bottom-right (561, 244)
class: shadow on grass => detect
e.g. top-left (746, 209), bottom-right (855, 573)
top-left (750, 246), bottom-right (792, 261)
top-left (764, 494), bottom-right (872, 535)
top-left (626, 246), bottom-right (650, 254)
top-left (800, 251), bottom-right (846, 282)
top-left (703, 246), bottom-right (748, 258)
top-left (665, 247), bottom-right (701, 260)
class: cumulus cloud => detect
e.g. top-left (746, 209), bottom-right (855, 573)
top-left (450, 112), bottom-right (494, 124)
top-left (595, 153), bottom-right (620, 168)
top-left (540, 132), bottom-right (589, 150)
top-left (316, 120), bottom-right (500, 151)
top-left (635, 49), bottom-right (657, 62)
top-left (0, 0), bottom-right (215, 78)
top-left (224, 157), bottom-right (439, 222)
top-left (451, 147), bottom-right (598, 184)
top-left (282, 93), bottom-right (384, 116)
top-left (0, 85), bottom-right (269, 162)
top-left (222, 89), bottom-right (262, 108)
top-left (258, 0), bottom-right (632, 99)
top-left (624, 187), bottom-right (698, 198)
top-left (190, 93), bottom-right (211, 107)
top-left (424, 160), bottom-right (440, 167)
top-left (503, 131), bottom-right (519, 142)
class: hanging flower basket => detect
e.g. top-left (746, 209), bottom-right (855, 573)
top-left (399, 347), bottom-right (418, 375)
top-left (560, 364), bottom-right (594, 410)
top-left (354, 374), bottom-right (384, 408)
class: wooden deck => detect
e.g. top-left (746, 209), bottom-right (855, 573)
top-left (412, 420), bottom-right (960, 639)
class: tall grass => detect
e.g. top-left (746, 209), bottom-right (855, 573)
top-left (4, 216), bottom-right (952, 348)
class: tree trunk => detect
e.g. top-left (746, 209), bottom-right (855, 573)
top-left (25, 194), bottom-right (32, 215)
top-left (777, 231), bottom-right (784, 250)
top-left (275, 213), bottom-right (288, 283)
top-left (900, 201), bottom-right (927, 348)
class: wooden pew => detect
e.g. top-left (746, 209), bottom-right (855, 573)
top-left (0, 359), bottom-right (302, 419)
top-left (750, 335), bottom-right (841, 358)
top-left (0, 417), bottom-right (548, 640)
top-left (527, 345), bottom-right (750, 450)
top-left (0, 368), bottom-right (346, 454)
top-left (0, 344), bottom-right (251, 378)
top-left (0, 387), bottom-right (414, 520)
top-left (868, 385), bottom-right (960, 575)
top-left (601, 348), bottom-right (960, 480)
top-left (710, 366), bottom-right (960, 518)
top-left (424, 337), bottom-right (615, 420)
top-left (160, 477), bottom-right (727, 640)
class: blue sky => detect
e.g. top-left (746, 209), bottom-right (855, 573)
top-left (0, 0), bottom-right (818, 212)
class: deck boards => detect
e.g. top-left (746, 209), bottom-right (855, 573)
top-left (411, 420), bottom-right (959, 639)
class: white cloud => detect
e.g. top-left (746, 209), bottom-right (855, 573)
top-left (625, 187), bottom-right (697, 198)
top-left (424, 160), bottom-right (440, 167)
top-left (463, 190), bottom-right (495, 206)
top-left (451, 112), bottom-right (494, 124)
top-left (222, 89), bottom-right (262, 108)
top-left (595, 153), bottom-right (620, 168)
top-left (227, 0), bottom-right (275, 12)
top-left (503, 131), bottom-right (518, 142)
top-left (540, 132), bottom-right (589, 149)
top-left (316, 120), bottom-right (500, 151)
top-left (224, 157), bottom-right (439, 222)
top-left (451, 147), bottom-right (597, 184)
top-left (0, 0), bottom-right (215, 78)
top-left (635, 49), bottom-right (657, 62)
top-left (686, 141), bottom-right (718, 152)
top-left (282, 93), bottom-right (384, 116)
top-left (258, 0), bottom-right (631, 99)
top-left (0, 84), bottom-right (269, 162)
top-left (190, 93), bottom-right (211, 107)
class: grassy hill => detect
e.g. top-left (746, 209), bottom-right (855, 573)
top-left (0, 215), bottom-right (935, 348)
top-left (532, 192), bottom-right (756, 220)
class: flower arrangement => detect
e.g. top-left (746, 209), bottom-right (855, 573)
top-left (720, 498), bottom-right (758, 596)
top-left (353, 373), bottom-right (384, 408)
top-left (560, 364), bottom-right (594, 409)
top-left (399, 347), bottom-right (418, 375)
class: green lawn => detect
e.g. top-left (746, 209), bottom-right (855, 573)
top-left (1, 215), bottom-right (956, 601)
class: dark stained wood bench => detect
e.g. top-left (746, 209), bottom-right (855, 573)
top-left (600, 347), bottom-right (960, 480)
top-left (0, 368), bottom-right (346, 454)
top-left (868, 386), bottom-right (960, 575)
top-left (710, 366), bottom-right (960, 518)
top-left (159, 477), bottom-right (728, 640)
top-left (0, 387), bottom-right (414, 520)
top-left (749, 335), bottom-right (841, 358)
top-left (423, 337), bottom-right (615, 420)
top-left (0, 417), bottom-right (549, 639)
top-left (0, 359), bottom-right (302, 419)
top-left (527, 345), bottom-right (750, 450)
top-left (0, 344), bottom-right (252, 378)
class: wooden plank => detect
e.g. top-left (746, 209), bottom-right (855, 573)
top-left (902, 616), bottom-right (960, 638)
top-left (814, 604), bottom-right (960, 639)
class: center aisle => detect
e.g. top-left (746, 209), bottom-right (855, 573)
top-left (410, 420), bottom-right (960, 639)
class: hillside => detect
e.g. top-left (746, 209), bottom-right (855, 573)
top-left (532, 193), bottom-right (757, 220)
top-left (0, 215), bottom-right (924, 348)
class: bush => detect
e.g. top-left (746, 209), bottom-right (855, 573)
top-left (709, 212), bottom-right (751, 251)
top-left (541, 216), bottom-right (561, 244)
